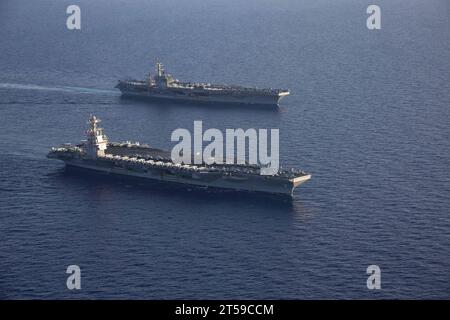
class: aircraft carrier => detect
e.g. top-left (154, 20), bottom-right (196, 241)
top-left (47, 116), bottom-right (311, 196)
top-left (116, 62), bottom-right (290, 106)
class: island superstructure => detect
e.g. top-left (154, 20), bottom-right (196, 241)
top-left (48, 116), bottom-right (310, 195)
top-left (116, 62), bottom-right (290, 106)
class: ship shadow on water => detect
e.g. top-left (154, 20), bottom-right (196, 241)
top-left (54, 166), bottom-right (298, 212)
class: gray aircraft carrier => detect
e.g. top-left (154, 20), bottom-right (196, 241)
top-left (47, 116), bottom-right (311, 196)
top-left (116, 62), bottom-right (290, 106)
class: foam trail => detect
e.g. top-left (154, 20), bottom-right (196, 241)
top-left (0, 83), bottom-right (119, 95)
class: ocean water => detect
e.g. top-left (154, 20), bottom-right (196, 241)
top-left (0, 0), bottom-right (449, 299)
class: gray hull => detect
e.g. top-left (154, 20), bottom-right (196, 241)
top-left (117, 85), bottom-right (289, 106)
top-left (120, 91), bottom-right (286, 106)
top-left (63, 159), bottom-right (310, 196)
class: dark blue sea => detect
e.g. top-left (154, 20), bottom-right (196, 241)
top-left (0, 0), bottom-right (449, 299)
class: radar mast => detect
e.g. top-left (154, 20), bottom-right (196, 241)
top-left (156, 62), bottom-right (164, 77)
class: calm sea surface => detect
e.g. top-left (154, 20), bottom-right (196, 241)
top-left (0, 0), bottom-right (449, 299)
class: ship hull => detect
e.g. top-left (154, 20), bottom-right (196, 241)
top-left (62, 159), bottom-right (310, 196)
top-left (117, 87), bottom-right (288, 106)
